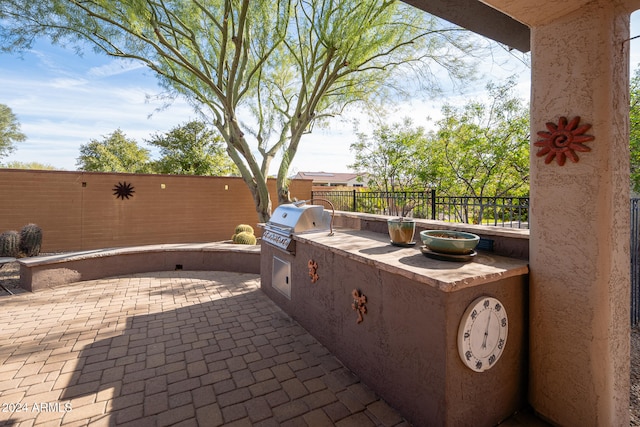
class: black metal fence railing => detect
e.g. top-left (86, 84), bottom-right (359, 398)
top-left (632, 198), bottom-right (640, 326)
top-left (311, 189), bottom-right (530, 229)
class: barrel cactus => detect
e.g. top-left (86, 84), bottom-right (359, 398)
top-left (0, 230), bottom-right (20, 258)
top-left (19, 223), bottom-right (43, 257)
top-left (234, 224), bottom-right (254, 235)
top-left (233, 231), bottom-right (257, 245)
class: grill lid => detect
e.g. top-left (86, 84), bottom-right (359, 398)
top-left (267, 203), bottom-right (331, 233)
top-left (261, 201), bottom-right (334, 253)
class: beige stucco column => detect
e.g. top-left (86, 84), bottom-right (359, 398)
top-left (528, 2), bottom-right (630, 425)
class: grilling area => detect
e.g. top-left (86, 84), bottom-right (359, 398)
top-left (6, 198), bottom-right (531, 426)
top-left (0, 0), bottom-right (636, 423)
top-left (259, 202), bottom-right (529, 426)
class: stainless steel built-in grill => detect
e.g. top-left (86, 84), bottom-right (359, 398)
top-left (261, 201), bottom-right (333, 253)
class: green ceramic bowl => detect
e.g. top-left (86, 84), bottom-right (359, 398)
top-left (419, 230), bottom-right (480, 255)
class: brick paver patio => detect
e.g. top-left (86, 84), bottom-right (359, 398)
top-left (0, 271), bottom-right (407, 426)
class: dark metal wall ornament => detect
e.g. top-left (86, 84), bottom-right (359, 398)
top-left (113, 181), bottom-right (135, 200)
top-left (308, 259), bottom-right (319, 283)
top-left (351, 289), bottom-right (367, 324)
top-left (534, 116), bottom-right (594, 166)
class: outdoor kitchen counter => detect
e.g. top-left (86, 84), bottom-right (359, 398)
top-left (262, 227), bottom-right (530, 426)
top-left (294, 228), bottom-right (529, 292)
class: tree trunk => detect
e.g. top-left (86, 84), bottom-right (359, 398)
top-left (222, 120), bottom-right (273, 223)
top-left (276, 125), bottom-right (306, 205)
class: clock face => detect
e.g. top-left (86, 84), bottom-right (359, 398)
top-left (458, 296), bottom-right (508, 372)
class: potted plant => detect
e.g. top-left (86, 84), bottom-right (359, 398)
top-left (419, 230), bottom-right (480, 254)
top-left (387, 196), bottom-right (416, 246)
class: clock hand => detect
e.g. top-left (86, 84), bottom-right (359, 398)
top-left (481, 313), bottom-right (491, 349)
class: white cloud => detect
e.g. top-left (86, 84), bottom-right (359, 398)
top-left (49, 77), bottom-right (89, 89)
top-left (0, 53), bottom-right (196, 169)
top-left (88, 59), bottom-right (146, 78)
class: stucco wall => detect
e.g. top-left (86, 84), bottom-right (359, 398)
top-left (260, 239), bottom-right (528, 426)
top-left (0, 169), bottom-right (312, 252)
top-left (528, 3), bottom-right (631, 425)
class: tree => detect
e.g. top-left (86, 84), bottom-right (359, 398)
top-left (0, 103), bottom-right (26, 159)
top-left (3, 161), bottom-right (58, 169)
top-left (420, 79), bottom-right (530, 222)
top-left (76, 129), bottom-right (151, 173)
top-left (631, 66), bottom-right (640, 193)
top-left (259, 1), bottom-right (475, 209)
top-left (349, 118), bottom-right (429, 216)
top-left (0, 0), bottom-right (478, 221)
top-left (147, 121), bottom-right (238, 176)
top-left (349, 118), bottom-right (426, 192)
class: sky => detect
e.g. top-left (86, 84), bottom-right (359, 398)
top-left (1, 11), bottom-right (640, 175)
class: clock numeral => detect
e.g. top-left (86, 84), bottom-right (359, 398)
top-left (465, 350), bottom-right (472, 361)
top-left (483, 299), bottom-right (490, 308)
top-left (464, 330), bottom-right (470, 340)
top-left (475, 360), bottom-right (483, 370)
top-left (489, 354), bottom-right (496, 365)
top-left (501, 318), bottom-right (507, 328)
top-left (471, 309), bottom-right (478, 320)
top-left (495, 303), bottom-right (502, 312)
top-left (498, 338), bottom-right (505, 350)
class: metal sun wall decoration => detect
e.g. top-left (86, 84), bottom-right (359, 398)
top-left (351, 289), bottom-right (367, 324)
top-left (113, 181), bottom-right (135, 200)
top-left (308, 259), bottom-right (319, 283)
top-left (534, 116), bottom-right (594, 166)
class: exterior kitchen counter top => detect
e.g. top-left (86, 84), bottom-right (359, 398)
top-left (294, 228), bottom-right (529, 292)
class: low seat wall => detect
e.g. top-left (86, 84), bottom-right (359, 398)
top-left (18, 243), bottom-right (260, 292)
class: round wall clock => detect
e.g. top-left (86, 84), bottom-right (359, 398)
top-left (457, 296), bottom-right (508, 372)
